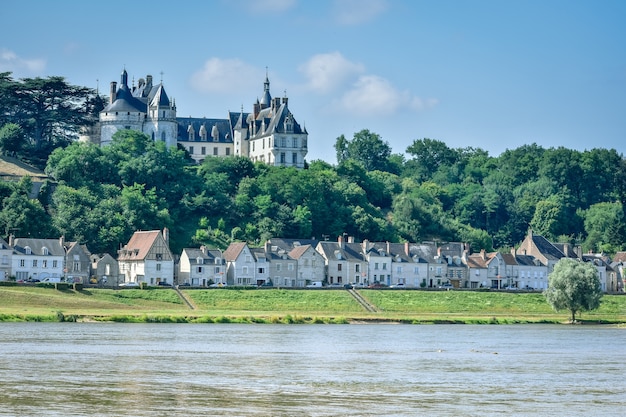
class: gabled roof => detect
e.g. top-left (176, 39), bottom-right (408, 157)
top-left (531, 234), bottom-right (566, 260)
top-left (289, 244), bottom-right (313, 260)
top-left (613, 252), bottom-right (626, 263)
top-left (117, 230), bottom-right (168, 261)
top-left (223, 242), bottom-right (248, 262)
top-left (267, 238), bottom-right (319, 252)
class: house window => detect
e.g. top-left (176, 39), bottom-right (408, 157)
top-left (382, 263), bottom-right (387, 270)
top-left (337, 264), bottom-right (342, 271)
top-left (213, 147), bottom-right (218, 155)
top-left (355, 264), bottom-right (360, 273)
top-left (246, 255), bottom-right (252, 262)
top-left (73, 262), bottom-right (80, 271)
top-left (288, 263), bottom-right (294, 271)
top-left (1, 255), bottom-right (7, 265)
top-left (258, 267), bottom-right (265, 274)
top-left (277, 264), bottom-right (282, 272)
top-left (156, 253), bottom-right (163, 261)
top-left (156, 264), bottom-right (161, 272)
top-left (53, 260), bottom-right (58, 268)
top-left (214, 266), bottom-right (220, 274)
top-left (105, 265), bottom-right (110, 275)
top-left (25, 247), bottom-right (31, 255)
top-left (414, 267), bottom-right (419, 274)
top-left (375, 263), bottom-right (379, 270)
top-left (242, 266), bottom-right (248, 275)
top-left (42, 247), bottom-right (49, 255)
top-left (197, 267), bottom-right (203, 273)
top-left (33, 260), bottom-right (38, 267)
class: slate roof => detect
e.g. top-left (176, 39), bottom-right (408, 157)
top-left (177, 117), bottom-right (233, 143)
top-left (317, 241), bottom-right (365, 262)
top-left (515, 254), bottom-right (543, 267)
top-left (12, 238), bottom-right (65, 256)
top-left (531, 234), bottom-right (567, 260)
top-left (182, 248), bottom-right (222, 265)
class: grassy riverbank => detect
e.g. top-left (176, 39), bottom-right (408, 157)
top-left (1, 285), bottom-right (624, 324)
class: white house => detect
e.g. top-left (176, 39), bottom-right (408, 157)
top-left (10, 236), bottom-right (65, 282)
top-left (223, 242), bottom-right (257, 286)
top-left (0, 237), bottom-right (12, 281)
top-left (117, 229), bottom-right (174, 285)
top-left (179, 246), bottom-right (224, 286)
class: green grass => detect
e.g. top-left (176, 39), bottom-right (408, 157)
top-left (0, 286), bottom-right (624, 324)
top-left (185, 288), bottom-right (358, 313)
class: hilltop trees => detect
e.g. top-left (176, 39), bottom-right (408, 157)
top-left (545, 258), bottom-right (603, 322)
top-left (0, 72), bottom-right (96, 168)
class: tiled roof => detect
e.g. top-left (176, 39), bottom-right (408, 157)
top-left (118, 230), bottom-right (162, 261)
top-left (223, 242), bottom-right (247, 261)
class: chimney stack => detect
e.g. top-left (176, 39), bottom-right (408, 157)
top-left (110, 81), bottom-right (117, 104)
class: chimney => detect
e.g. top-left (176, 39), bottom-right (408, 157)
top-left (386, 241), bottom-right (391, 254)
top-left (348, 236), bottom-right (354, 243)
top-left (146, 75), bottom-right (153, 88)
top-left (200, 245), bottom-right (207, 255)
top-left (8, 234), bottom-right (14, 247)
top-left (59, 235), bottom-right (65, 247)
top-left (404, 241), bottom-right (409, 256)
top-left (282, 96), bottom-right (288, 107)
top-left (338, 235), bottom-right (344, 249)
top-left (362, 239), bottom-right (369, 252)
top-left (480, 249), bottom-right (486, 261)
top-left (162, 228), bottom-right (169, 246)
top-left (265, 240), bottom-right (270, 253)
top-left (110, 81), bottom-right (117, 104)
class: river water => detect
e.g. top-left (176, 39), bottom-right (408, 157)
top-left (0, 323), bottom-right (623, 416)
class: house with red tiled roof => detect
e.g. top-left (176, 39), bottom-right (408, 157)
top-left (223, 242), bottom-right (256, 286)
top-left (117, 229), bottom-right (174, 285)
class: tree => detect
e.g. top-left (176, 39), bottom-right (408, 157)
top-left (544, 258), bottom-right (603, 323)
top-left (0, 73), bottom-right (95, 167)
top-left (334, 129), bottom-right (392, 172)
top-left (0, 123), bottom-right (25, 156)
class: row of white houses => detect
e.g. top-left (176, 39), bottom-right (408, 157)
top-left (2, 229), bottom-right (624, 293)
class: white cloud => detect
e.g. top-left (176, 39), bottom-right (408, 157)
top-left (333, 0), bottom-right (388, 25)
top-left (337, 75), bottom-right (436, 116)
top-left (299, 52), bottom-right (364, 93)
top-left (190, 58), bottom-right (261, 94)
top-left (245, 0), bottom-right (296, 13)
top-left (0, 48), bottom-right (45, 75)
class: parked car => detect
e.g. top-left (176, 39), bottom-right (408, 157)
top-left (157, 281), bottom-right (172, 287)
top-left (209, 282), bottom-right (227, 288)
top-left (439, 282), bottom-right (453, 290)
top-left (368, 282), bottom-right (386, 289)
top-left (343, 283), bottom-right (353, 289)
top-left (119, 282), bottom-right (140, 288)
top-left (390, 283), bottom-right (405, 289)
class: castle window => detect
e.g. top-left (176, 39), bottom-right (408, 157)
top-left (189, 146), bottom-right (194, 154)
top-left (125, 126), bottom-right (130, 130)
top-left (161, 132), bottom-right (166, 142)
top-left (280, 152), bottom-right (286, 163)
top-left (162, 111), bottom-right (165, 118)
top-left (226, 148), bottom-right (230, 156)
top-left (213, 147), bottom-right (218, 156)
top-left (292, 153), bottom-right (297, 164)
top-left (201, 147), bottom-right (206, 155)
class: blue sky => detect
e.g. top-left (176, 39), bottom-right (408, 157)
top-left (2, 0), bottom-right (625, 163)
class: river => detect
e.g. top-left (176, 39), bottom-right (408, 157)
top-left (0, 323), bottom-right (623, 416)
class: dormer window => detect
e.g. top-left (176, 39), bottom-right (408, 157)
top-left (25, 246), bottom-right (31, 255)
top-left (42, 247), bottom-right (49, 255)
top-left (199, 124), bottom-right (207, 141)
top-left (197, 257), bottom-right (204, 265)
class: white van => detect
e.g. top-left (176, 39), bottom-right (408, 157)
top-left (306, 281), bottom-right (323, 288)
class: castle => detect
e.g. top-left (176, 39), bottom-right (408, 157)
top-left (95, 69), bottom-right (308, 167)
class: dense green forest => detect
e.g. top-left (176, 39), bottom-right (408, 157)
top-left (1, 72), bottom-right (626, 256)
